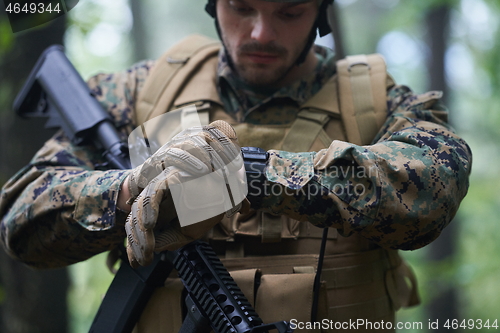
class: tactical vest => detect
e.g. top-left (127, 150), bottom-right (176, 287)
top-left (132, 35), bottom-right (419, 333)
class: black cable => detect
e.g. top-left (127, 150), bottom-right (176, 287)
top-left (311, 227), bottom-right (329, 323)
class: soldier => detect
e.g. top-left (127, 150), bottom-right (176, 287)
top-left (0, 0), bottom-right (472, 332)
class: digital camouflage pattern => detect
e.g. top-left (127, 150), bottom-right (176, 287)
top-left (0, 60), bottom-right (155, 267)
top-left (0, 45), bottom-right (472, 268)
top-left (263, 86), bottom-right (471, 250)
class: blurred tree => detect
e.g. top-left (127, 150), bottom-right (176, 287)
top-left (130, 0), bottom-right (147, 62)
top-left (328, 1), bottom-right (346, 61)
top-left (425, 3), bottom-right (461, 332)
top-left (0, 10), bottom-right (69, 333)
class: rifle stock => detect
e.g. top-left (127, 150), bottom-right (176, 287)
top-left (13, 44), bottom-right (131, 170)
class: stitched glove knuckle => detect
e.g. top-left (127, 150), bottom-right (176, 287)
top-left (164, 147), bottom-right (210, 175)
top-left (124, 120), bottom-right (241, 263)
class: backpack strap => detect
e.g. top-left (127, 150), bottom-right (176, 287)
top-left (336, 54), bottom-right (388, 145)
top-left (135, 34), bottom-right (221, 126)
top-left (281, 77), bottom-right (339, 152)
top-left (282, 53), bottom-right (390, 152)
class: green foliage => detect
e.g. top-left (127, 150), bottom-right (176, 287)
top-left (338, 0), bottom-right (500, 330)
top-left (68, 252), bottom-right (115, 333)
top-left (64, 0), bottom-right (133, 78)
top-left (66, 0), bottom-right (103, 35)
top-left (457, 177), bottom-right (500, 323)
top-left (0, 19), bottom-right (14, 59)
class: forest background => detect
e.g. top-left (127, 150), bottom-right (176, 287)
top-left (0, 0), bottom-right (499, 332)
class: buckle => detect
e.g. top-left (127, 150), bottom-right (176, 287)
top-left (347, 61), bottom-right (371, 72)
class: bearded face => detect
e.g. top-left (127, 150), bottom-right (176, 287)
top-left (216, 0), bottom-right (318, 87)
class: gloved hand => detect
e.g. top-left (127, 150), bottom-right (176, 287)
top-left (127, 120), bottom-right (240, 203)
top-left (125, 120), bottom-right (247, 267)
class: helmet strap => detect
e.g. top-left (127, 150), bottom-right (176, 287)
top-left (294, 0), bottom-right (332, 66)
top-left (207, 1), bottom-right (240, 74)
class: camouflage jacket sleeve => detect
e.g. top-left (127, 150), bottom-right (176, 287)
top-left (0, 60), bottom-right (155, 268)
top-left (262, 85), bottom-right (472, 250)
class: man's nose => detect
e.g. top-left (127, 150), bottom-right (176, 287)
top-left (250, 14), bottom-right (277, 45)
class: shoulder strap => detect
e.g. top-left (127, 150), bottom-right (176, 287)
top-left (336, 54), bottom-right (388, 146)
top-left (281, 76), bottom-right (340, 152)
top-left (135, 34), bottom-right (221, 126)
top-left (282, 53), bottom-right (390, 152)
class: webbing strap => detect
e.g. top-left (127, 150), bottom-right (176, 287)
top-left (281, 53), bottom-right (388, 151)
top-left (169, 105), bottom-right (211, 139)
top-left (337, 54), bottom-right (388, 145)
top-left (225, 242), bottom-right (245, 258)
top-left (135, 35), bottom-right (221, 126)
top-left (261, 212), bottom-right (283, 243)
top-left (328, 295), bottom-right (392, 321)
top-left (322, 259), bottom-right (387, 289)
top-left (350, 55), bottom-right (377, 144)
top-left (281, 76), bottom-right (340, 152)
top-left (293, 266), bottom-right (316, 274)
top-left (385, 250), bottom-right (420, 310)
top-left (281, 110), bottom-right (330, 152)
top-left (181, 105), bottom-right (210, 128)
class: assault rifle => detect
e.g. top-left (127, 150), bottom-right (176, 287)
top-left (13, 45), bottom-right (293, 333)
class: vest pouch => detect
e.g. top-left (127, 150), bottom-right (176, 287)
top-left (224, 269), bottom-right (328, 333)
top-left (213, 211), bottom-right (301, 242)
top-left (133, 278), bottom-right (184, 333)
top-left (384, 256), bottom-right (420, 311)
top-left (222, 255), bottom-right (330, 332)
top-left (132, 268), bottom-right (328, 333)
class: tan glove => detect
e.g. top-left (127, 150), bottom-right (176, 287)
top-left (127, 120), bottom-right (240, 203)
top-left (125, 120), bottom-right (246, 267)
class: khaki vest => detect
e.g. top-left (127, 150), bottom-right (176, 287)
top-left (132, 35), bottom-right (419, 333)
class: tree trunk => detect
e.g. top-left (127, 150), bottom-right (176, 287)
top-left (425, 4), bottom-right (461, 332)
top-left (327, 1), bottom-right (346, 61)
top-left (130, 0), bottom-right (148, 62)
top-left (0, 12), bottom-right (69, 333)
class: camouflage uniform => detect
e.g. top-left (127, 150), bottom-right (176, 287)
top-left (0, 42), bottom-right (471, 329)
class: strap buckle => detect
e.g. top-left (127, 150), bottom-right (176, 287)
top-left (347, 61), bottom-right (371, 72)
top-left (167, 56), bottom-right (189, 64)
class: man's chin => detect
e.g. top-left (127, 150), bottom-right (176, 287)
top-left (238, 66), bottom-right (288, 87)
top-left (241, 75), bottom-right (277, 87)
